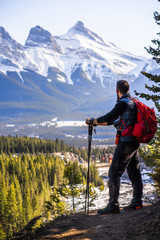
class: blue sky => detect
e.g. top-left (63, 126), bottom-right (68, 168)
top-left (0, 0), bottom-right (159, 57)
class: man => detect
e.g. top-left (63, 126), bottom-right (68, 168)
top-left (86, 80), bottom-right (143, 214)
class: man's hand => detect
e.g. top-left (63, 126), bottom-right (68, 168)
top-left (85, 118), bottom-right (91, 125)
top-left (86, 118), bottom-right (108, 126)
top-left (85, 118), bottom-right (98, 126)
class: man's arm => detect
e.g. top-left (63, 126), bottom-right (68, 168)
top-left (96, 101), bottom-right (127, 124)
top-left (86, 119), bottom-right (107, 126)
top-left (96, 122), bottom-right (107, 126)
top-left (86, 101), bottom-right (127, 126)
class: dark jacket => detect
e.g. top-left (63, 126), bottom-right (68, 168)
top-left (97, 93), bottom-right (138, 142)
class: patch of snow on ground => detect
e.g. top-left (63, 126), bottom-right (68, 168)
top-left (65, 134), bottom-right (75, 139)
top-left (47, 78), bottom-right (52, 82)
top-left (6, 124), bottom-right (15, 127)
top-left (56, 120), bottom-right (86, 128)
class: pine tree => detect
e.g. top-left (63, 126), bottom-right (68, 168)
top-left (5, 182), bottom-right (18, 237)
top-left (13, 175), bottom-right (24, 229)
top-left (135, 7), bottom-right (160, 193)
top-left (60, 139), bottom-right (65, 151)
top-left (55, 138), bottom-right (60, 152)
top-left (0, 223), bottom-right (6, 240)
top-left (90, 163), bottom-right (99, 187)
top-left (0, 172), bottom-right (7, 230)
top-left (135, 11), bottom-right (160, 111)
top-left (64, 161), bottom-right (83, 211)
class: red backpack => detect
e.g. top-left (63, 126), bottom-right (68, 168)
top-left (131, 98), bottom-right (157, 143)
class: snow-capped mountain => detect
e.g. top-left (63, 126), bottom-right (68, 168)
top-left (0, 26), bottom-right (25, 70)
top-left (0, 21), bottom-right (158, 123)
top-left (25, 26), bottom-right (62, 52)
top-left (55, 21), bottom-right (149, 86)
top-left (0, 21), bottom-right (150, 85)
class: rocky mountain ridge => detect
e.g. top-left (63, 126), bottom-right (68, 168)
top-left (0, 21), bottom-right (150, 83)
top-left (0, 21), bottom-right (159, 126)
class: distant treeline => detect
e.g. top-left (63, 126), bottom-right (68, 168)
top-left (0, 135), bottom-right (74, 154)
top-left (0, 135), bottom-right (115, 162)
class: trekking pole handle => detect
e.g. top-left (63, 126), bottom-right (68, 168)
top-left (89, 118), bottom-right (97, 127)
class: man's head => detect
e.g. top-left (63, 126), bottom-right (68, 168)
top-left (116, 80), bottom-right (129, 94)
top-left (116, 80), bottom-right (129, 100)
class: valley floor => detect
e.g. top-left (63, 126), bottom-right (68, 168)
top-left (34, 201), bottom-right (160, 240)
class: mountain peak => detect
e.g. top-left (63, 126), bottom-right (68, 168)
top-left (72, 21), bottom-right (85, 32)
top-left (0, 26), bottom-right (13, 41)
top-left (25, 26), bottom-right (62, 53)
top-left (25, 25), bottom-right (52, 46)
top-left (0, 26), bottom-right (23, 58)
top-left (68, 21), bottom-right (104, 43)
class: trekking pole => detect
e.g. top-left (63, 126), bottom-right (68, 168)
top-left (85, 121), bottom-right (96, 214)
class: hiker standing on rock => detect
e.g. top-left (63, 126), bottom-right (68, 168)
top-left (86, 80), bottom-right (143, 214)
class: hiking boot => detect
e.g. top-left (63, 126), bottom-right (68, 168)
top-left (97, 203), bottom-right (120, 215)
top-left (123, 201), bottom-right (143, 211)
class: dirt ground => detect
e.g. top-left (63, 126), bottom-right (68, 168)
top-left (34, 202), bottom-right (160, 240)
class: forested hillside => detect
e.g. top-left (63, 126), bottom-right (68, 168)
top-left (0, 136), bottom-right (110, 239)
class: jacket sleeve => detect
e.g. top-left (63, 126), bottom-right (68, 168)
top-left (97, 101), bottom-right (127, 125)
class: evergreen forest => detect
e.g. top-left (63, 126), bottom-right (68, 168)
top-left (0, 135), bottom-right (109, 239)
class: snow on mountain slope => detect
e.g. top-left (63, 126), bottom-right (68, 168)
top-left (0, 26), bottom-right (41, 74)
top-left (23, 26), bottom-right (65, 77)
top-left (25, 25), bottom-right (62, 53)
top-left (0, 26), bottom-right (25, 72)
top-left (0, 25), bottom-right (65, 78)
top-left (54, 21), bottom-right (149, 87)
top-left (0, 22), bottom-right (159, 133)
top-left (0, 22), bottom-right (151, 88)
top-left (24, 46), bottom-right (64, 77)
